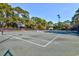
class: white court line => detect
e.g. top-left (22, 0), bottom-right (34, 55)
top-left (12, 35), bottom-right (59, 47)
top-left (20, 35), bottom-right (49, 42)
top-left (43, 35), bottom-right (59, 47)
top-left (12, 36), bottom-right (46, 47)
top-left (6, 34), bottom-right (49, 42)
top-left (1, 34), bottom-right (59, 47)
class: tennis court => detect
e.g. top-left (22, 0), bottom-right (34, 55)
top-left (0, 30), bottom-right (79, 56)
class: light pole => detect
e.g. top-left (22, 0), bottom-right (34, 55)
top-left (57, 14), bottom-right (60, 30)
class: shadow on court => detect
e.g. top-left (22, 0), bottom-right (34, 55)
top-left (44, 30), bottom-right (79, 36)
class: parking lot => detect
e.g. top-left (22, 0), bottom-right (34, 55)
top-left (0, 30), bottom-right (79, 56)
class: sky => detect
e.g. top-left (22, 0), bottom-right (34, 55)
top-left (9, 3), bottom-right (79, 23)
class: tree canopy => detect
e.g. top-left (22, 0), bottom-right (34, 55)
top-left (0, 3), bottom-right (79, 31)
top-left (0, 3), bottom-right (53, 30)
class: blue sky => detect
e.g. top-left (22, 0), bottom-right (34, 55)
top-left (9, 3), bottom-right (79, 23)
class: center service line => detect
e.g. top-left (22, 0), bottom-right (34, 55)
top-left (43, 35), bottom-right (59, 47)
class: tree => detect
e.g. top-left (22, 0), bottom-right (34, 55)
top-left (14, 7), bottom-right (29, 19)
top-left (71, 8), bottom-right (79, 32)
top-left (48, 21), bottom-right (53, 24)
top-left (31, 17), bottom-right (48, 30)
top-left (0, 3), bottom-right (55, 30)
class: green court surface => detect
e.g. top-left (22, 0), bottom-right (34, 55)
top-left (0, 31), bottom-right (79, 56)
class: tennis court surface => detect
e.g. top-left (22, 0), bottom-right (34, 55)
top-left (0, 30), bottom-right (79, 56)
